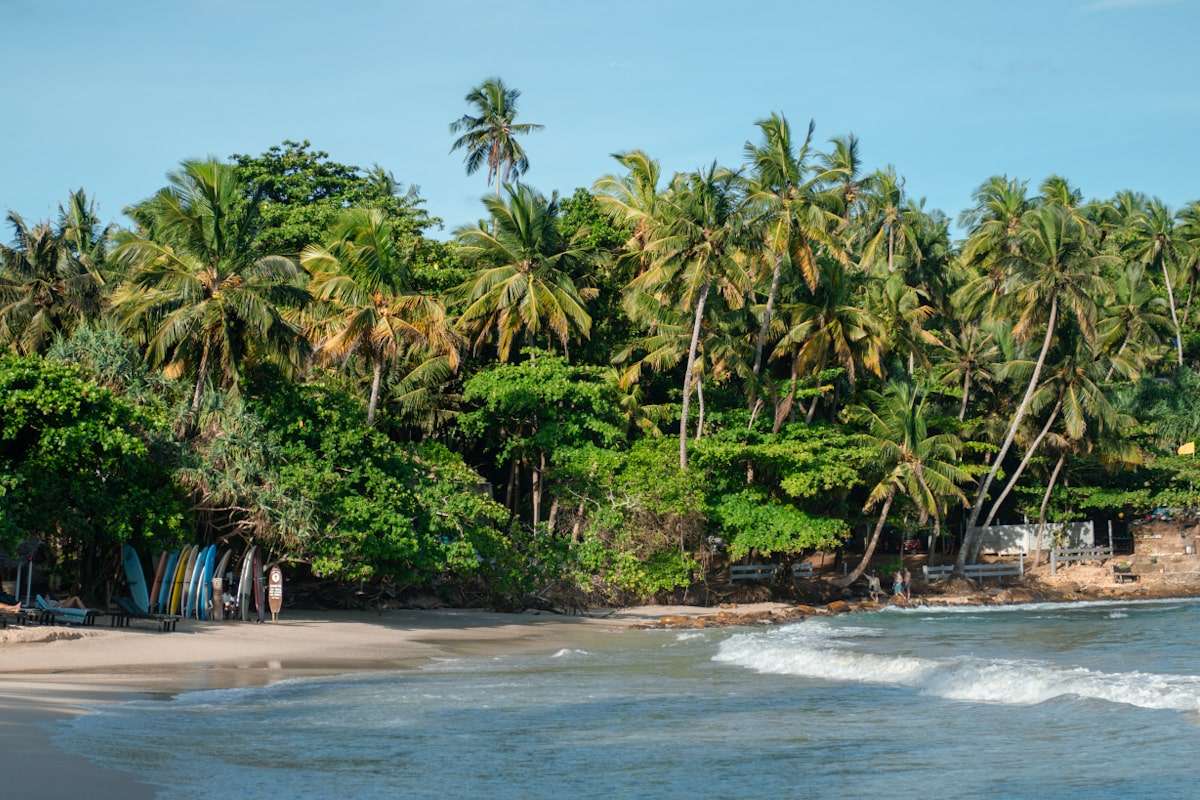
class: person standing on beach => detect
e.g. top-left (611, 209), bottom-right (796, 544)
top-left (893, 569), bottom-right (904, 598)
top-left (902, 568), bottom-right (912, 600)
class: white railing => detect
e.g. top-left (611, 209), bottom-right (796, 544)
top-left (1050, 545), bottom-right (1112, 575)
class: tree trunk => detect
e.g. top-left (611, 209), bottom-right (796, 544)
top-left (981, 396), bottom-right (1064, 531)
top-left (958, 370), bottom-right (972, 421)
top-left (958, 295), bottom-right (1059, 575)
top-left (366, 359), bottom-right (384, 426)
top-left (505, 457), bottom-right (519, 512)
top-left (679, 282), bottom-right (711, 470)
top-left (1104, 337), bottom-right (1129, 382)
top-left (887, 226), bottom-right (895, 273)
top-left (532, 451), bottom-right (544, 528)
top-left (773, 361), bottom-right (799, 433)
top-left (1033, 453), bottom-right (1066, 569)
top-left (1163, 260), bottom-right (1184, 366)
top-left (747, 398), bottom-right (763, 431)
top-left (835, 492), bottom-right (895, 588)
top-left (570, 500), bottom-right (586, 543)
top-left (695, 376), bottom-right (705, 440)
top-left (749, 254), bottom-right (785, 412)
top-left (907, 349), bottom-right (915, 377)
top-left (190, 338), bottom-right (211, 416)
top-left (805, 396), bottom-right (818, 424)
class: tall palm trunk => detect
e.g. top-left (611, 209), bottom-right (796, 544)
top-left (366, 359), bottom-right (384, 426)
top-left (1162, 260), bottom-right (1184, 366)
top-left (1104, 338), bottom-right (1129, 382)
top-left (679, 282), bottom-right (710, 470)
top-left (1033, 453), bottom-right (1066, 569)
top-left (979, 393), bottom-right (1065, 532)
top-left (836, 492), bottom-right (895, 588)
top-left (887, 226), bottom-right (895, 273)
top-left (532, 451), bottom-right (545, 527)
top-left (190, 338), bottom-right (211, 416)
top-left (773, 360), bottom-right (799, 433)
top-left (749, 254), bottom-right (784, 412)
top-left (695, 377), bottom-right (705, 439)
top-left (957, 295), bottom-right (1058, 574)
top-left (958, 371), bottom-right (972, 421)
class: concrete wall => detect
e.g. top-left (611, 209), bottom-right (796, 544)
top-left (970, 521), bottom-right (1095, 555)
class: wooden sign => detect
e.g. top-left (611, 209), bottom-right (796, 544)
top-left (268, 566), bottom-right (283, 622)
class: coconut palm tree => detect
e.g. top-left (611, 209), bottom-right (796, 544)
top-left (58, 189), bottom-right (115, 287)
top-left (1097, 261), bottom-right (1172, 380)
top-left (859, 167), bottom-right (922, 274)
top-left (1124, 199), bottom-right (1186, 365)
top-left (742, 113), bottom-right (848, 407)
top-left (629, 164), bottom-right (753, 469)
top-left (301, 208), bottom-right (459, 425)
top-left (937, 323), bottom-right (1000, 421)
top-left (449, 77), bottom-right (543, 194)
top-left (111, 159), bottom-right (309, 416)
top-left (1174, 201), bottom-right (1200, 325)
top-left (0, 212), bottom-right (102, 354)
top-left (836, 381), bottom-right (970, 587)
top-left (819, 134), bottom-right (862, 223)
top-left (957, 205), bottom-right (1115, 572)
top-left (866, 269), bottom-right (940, 376)
top-left (771, 259), bottom-right (885, 427)
top-left (594, 150), bottom-right (665, 278)
top-left (454, 184), bottom-right (595, 361)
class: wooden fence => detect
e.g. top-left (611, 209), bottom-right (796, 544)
top-left (1050, 545), bottom-right (1113, 575)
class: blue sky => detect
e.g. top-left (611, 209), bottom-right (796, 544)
top-left (2, 0), bottom-right (1197, 238)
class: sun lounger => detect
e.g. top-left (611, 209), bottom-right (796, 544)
top-left (35, 595), bottom-right (100, 626)
top-left (113, 597), bottom-right (180, 632)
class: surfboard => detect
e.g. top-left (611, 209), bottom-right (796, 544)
top-left (252, 548), bottom-right (265, 623)
top-left (198, 546), bottom-right (216, 620)
top-left (213, 549), bottom-right (233, 621)
top-left (148, 552), bottom-right (168, 613)
top-left (238, 547), bottom-right (255, 622)
top-left (181, 546), bottom-right (201, 618)
top-left (168, 546), bottom-right (191, 615)
top-left (156, 551), bottom-right (179, 613)
top-left (187, 546), bottom-right (209, 619)
top-left (121, 545), bottom-right (150, 614)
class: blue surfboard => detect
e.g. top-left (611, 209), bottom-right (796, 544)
top-left (121, 545), bottom-right (150, 614)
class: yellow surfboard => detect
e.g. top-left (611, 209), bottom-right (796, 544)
top-left (169, 546), bottom-right (194, 615)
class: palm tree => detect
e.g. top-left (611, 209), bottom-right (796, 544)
top-left (1097, 261), bottom-right (1172, 380)
top-left (111, 159), bottom-right (309, 416)
top-left (1175, 201), bottom-right (1200, 326)
top-left (1125, 200), bottom-right (1185, 365)
top-left (957, 205), bottom-right (1114, 571)
top-left (0, 212), bottom-right (102, 354)
top-left (771, 259), bottom-right (885, 427)
top-left (454, 184), bottom-right (595, 361)
top-left (860, 167), bottom-right (922, 274)
top-left (58, 189), bottom-right (115, 287)
top-left (836, 381), bottom-right (970, 587)
top-left (449, 77), bottom-right (544, 195)
top-left (937, 323), bottom-right (1000, 420)
top-left (742, 113), bottom-right (848, 408)
top-left (867, 269), bottom-right (940, 376)
top-left (594, 150), bottom-right (665, 277)
top-left (630, 164), bottom-right (753, 469)
top-left (819, 134), bottom-right (862, 223)
top-left (301, 208), bottom-right (459, 425)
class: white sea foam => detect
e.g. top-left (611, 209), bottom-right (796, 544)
top-left (550, 648), bottom-right (590, 658)
top-left (1109, 611), bottom-right (1129, 619)
top-left (714, 620), bottom-right (1200, 712)
top-left (675, 631), bottom-right (706, 641)
top-left (881, 597), bottom-right (1200, 615)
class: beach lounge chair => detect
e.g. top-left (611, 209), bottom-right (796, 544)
top-left (35, 595), bottom-right (100, 626)
top-left (112, 596), bottom-right (180, 632)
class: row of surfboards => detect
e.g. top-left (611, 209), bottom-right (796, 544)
top-left (124, 543), bottom-right (265, 622)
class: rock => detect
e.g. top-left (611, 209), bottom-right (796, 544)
top-left (792, 604), bottom-right (823, 616)
top-left (825, 600), bottom-right (852, 614)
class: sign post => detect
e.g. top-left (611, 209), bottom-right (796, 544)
top-left (268, 566), bottom-right (283, 623)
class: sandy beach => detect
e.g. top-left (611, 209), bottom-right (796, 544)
top-left (0, 605), bottom-right (789, 799)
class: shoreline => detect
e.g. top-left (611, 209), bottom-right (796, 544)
top-left (4, 592), bottom-right (1198, 798)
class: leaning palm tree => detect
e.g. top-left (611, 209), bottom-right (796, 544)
top-left (742, 113), bottom-right (848, 407)
top-left (630, 164), bottom-right (753, 469)
top-left (301, 208), bottom-right (459, 425)
top-left (0, 212), bottom-right (102, 354)
top-left (449, 77), bottom-right (544, 194)
top-left (837, 381), bottom-right (970, 588)
top-left (454, 184), bottom-right (595, 360)
top-left (957, 205), bottom-right (1115, 571)
top-left (937, 323), bottom-right (1000, 421)
top-left (111, 159), bottom-right (309, 416)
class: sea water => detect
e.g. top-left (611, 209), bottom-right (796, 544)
top-left (56, 599), bottom-right (1200, 799)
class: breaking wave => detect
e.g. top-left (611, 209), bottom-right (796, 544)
top-left (713, 620), bottom-right (1200, 712)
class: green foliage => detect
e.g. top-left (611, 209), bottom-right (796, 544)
top-left (0, 356), bottom-right (184, 556)
top-left (714, 490), bottom-right (849, 560)
top-left (231, 140), bottom-right (436, 257)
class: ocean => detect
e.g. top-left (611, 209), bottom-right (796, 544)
top-left (55, 599), bottom-right (1200, 799)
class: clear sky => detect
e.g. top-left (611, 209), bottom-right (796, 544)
top-left (2, 0), bottom-right (1197, 238)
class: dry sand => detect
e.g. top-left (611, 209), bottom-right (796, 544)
top-left (0, 604), bottom-right (787, 799)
